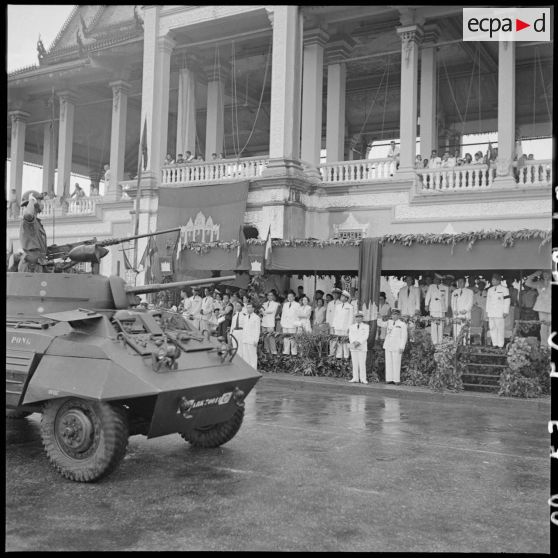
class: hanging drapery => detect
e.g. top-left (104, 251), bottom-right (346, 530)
top-left (176, 67), bottom-right (197, 157)
top-left (358, 238), bottom-right (382, 344)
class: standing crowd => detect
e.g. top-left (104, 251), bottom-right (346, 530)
top-left (171, 271), bottom-right (550, 384)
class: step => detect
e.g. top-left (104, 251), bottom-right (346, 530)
top-left (462, 383), bottom-right (499, 389)
top-left (463, 363), bottom-right (507, 368)
top-left (461, 373), bottom-right (501, 378)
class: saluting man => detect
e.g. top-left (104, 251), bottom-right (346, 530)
top-left (348, 311), bottom-right (369, 383)
top-left (19, 190), bottom-right (48, 272)
top-left (280, 291), bottom-right (299, 356)
top-left (425, 273), bottom-right (447, 345)
top-left (182, 287), bottom-right (203, 329)
top-left (397, 276), bottom-right (421, 318)
top-left (383, 308), bottom-right (408, 385)
top-left (486, 273), bottom-right (510, 348)
top-left (241, 302), bottom-right (261, 369)
top-left (332, 290), bottom-right (354, 359)
top-left (451, 277), bottom-right (474, 343)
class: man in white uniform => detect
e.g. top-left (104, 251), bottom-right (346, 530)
top-left (241, 302), bottom-right (261, 369)
top-left (327, 288), bottom-right (342, 356)
top-left (348, 311), bottom-right (369, 383)
top-left (230, 301), bottom-right (246, 360)
top-left (397, 276), bottom-right (421, 318)
top-left (200, 287), bottom-right (214, 332)
top-left (182, 287), bottom-right (203, 329)
top-left (260, 291), bottom-right (280, 355)
top-left (451, 277), bottom-right (474, 343)
top-left (383, 308), bottom-right (408, 385)
top-left (425, 274), bottom-right (447, 345)
top-left (486, 273), bottom-right (510, 348)
top-left (332, 290), bottom-right (354, 359)
top-left (280, 291), bottom-right (299, 356)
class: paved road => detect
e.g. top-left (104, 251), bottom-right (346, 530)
top-left (5, 375), bottom-right (550, 552)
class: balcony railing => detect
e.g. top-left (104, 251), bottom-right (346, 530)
top-left (415, 164), bottom-right (494, 191)
top-left (161, 157), bottom-right (268, 185)
top-left (515, 160), bottom-right (552, 186)
top-left (6, 196), bottom-right (100, 221)
top-left (319, 158), bottom-right (396, 184)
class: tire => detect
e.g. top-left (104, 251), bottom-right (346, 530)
top-left (6, 409), bottom-right (32, 419)
top-left (40, 398), bottom-right (129, 482)
top-left (180, 407), bottom-right (245, 448)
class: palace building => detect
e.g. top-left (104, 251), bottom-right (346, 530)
top-left (6, 5), bottom-right (553, 282)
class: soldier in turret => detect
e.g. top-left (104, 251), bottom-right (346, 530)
top-left (18, 190), bottom-right (48, 272)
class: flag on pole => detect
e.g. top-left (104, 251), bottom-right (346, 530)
top-left (263, 225), bottom-right (272, 271)
top-left (236, 225), bottom-right (247, 268)
top-left (140, 118), bottom-right (148, 171)
top-left (121, 246), bottom-right (134, 271)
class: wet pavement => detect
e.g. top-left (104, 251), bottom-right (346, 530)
top-left (5, 374), bottom-right (550, 552)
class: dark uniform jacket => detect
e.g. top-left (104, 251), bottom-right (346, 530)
top-left (19, 213), bottom-right (48, 271)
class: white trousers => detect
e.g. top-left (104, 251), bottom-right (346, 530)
top-left (242, 343), bottom-right (258, 370)
top-left (453, 322), bottom-right (469, 344)
top-left (334, 329), bottom-right (350, 359)
top-left (385, 350), bottom-right (402, 383)
top-left (538, 312), bottom-right (551, 346)
top-left (430, 312), bottom-right (444, 345)
top-left (350, 350), bottom-right (368, 382)
top-left (282, 328), bottom-right (297, 355)
top-left (231, 330), bottom-right (244, 360)
top-left (488, 317), bottom-right (505, 347)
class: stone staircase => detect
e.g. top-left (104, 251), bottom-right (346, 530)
top-left (458, 346), bottom-right (508, 392)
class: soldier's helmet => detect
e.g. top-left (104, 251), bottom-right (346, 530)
top-left (21, 190), bottom-right (44, 207)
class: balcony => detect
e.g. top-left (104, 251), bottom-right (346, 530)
top-left (318, 158), bottom-right (397, 184)
top-left (161, 156), bottom-right (269, 186)
top-left (414, 160), bottom-right (552, 193)
top-left (7, 196), bottom-right (101, 221)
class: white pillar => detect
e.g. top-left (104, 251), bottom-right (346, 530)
top-left (9, 110), bottom-right (29, 202)
top-left (267, 5), bottom-right (303, 161)
top-left (494, 41), bottom-right (516, 184)
top-left (109, 80), bottom-right (131, 201)
top-left (56, 91), bottom-right (77, 197)
top-left (419, 25), bottom-right (439, 159)
top-left (176, 62), bottom-right (197, 158)
top-left (205, 64), bottom-right (226, 160)
top-left (139, 7), bottom-right (174, 179)
top-left (397, 25), bottom-right (422, 174)
top-left (42, 119), bottom-right (56, 195)
top-left (301, 27), bottom-right (328, 166)
top-left (326, 37), bottom-right (354, 163)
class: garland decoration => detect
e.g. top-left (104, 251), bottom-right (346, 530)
top-left (177, 229), bottom-right (551, 255)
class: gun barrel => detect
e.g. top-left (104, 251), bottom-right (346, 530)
top-left (125, 275), bottom-right (237, 295)
top-left (99, 227), bottom-right (181, 247)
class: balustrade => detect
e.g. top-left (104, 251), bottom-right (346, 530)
top-left (514, 160), bottom-right (552, 186)
top-left (161, 157), bottom-right (268, 185)
top-left (6, 196), bottom-right (99, 221)
top-left (319, 158), bottom-right (396, 183)
top-left (415, 165), bottom-right (494, 191)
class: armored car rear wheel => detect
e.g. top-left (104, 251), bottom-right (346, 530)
top-left (41, 398), bottom-right (129, 482)
top-left (180, 407), bottom-right (245, 448)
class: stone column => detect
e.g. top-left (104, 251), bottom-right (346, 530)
top-left (494, 41), bottom-right (516, 186)
top-left (396, 24), bottom-right (422, 176)
top-left (419, 25), bottom-right (439, 159)
top-left (265, 5), bottom-right (304, 170)
top-left (109, 80), bottom-right (131, 201)
top-left (139, 6), bottom-right (174, 183)
top-left (176, 58), bottom-right (197, 159)
top-left (42, 119), bottom-right (57, 195)
top-left (325, 36), bottom-right (354, 163)
top-left (56, 91), bottom-right (77, 197)
top-left (205, 63), bottom-right (226, 161)
top-left (9, 110), bottom-right (29, 202)
top-left (300, 27), bottom-right (329, 167)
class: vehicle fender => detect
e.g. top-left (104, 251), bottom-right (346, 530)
top-left (22, 355), bottom-right (159, 405)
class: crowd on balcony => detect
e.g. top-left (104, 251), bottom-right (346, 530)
top-left (163, 151), bottom-right (228, 166)
top-left (144, 270), bottom-right (550, 379)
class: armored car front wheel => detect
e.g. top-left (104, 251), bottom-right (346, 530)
top-left (180, 407), bottom-right (245, 448)
top-left (41, 398), bottom-right (129, 482)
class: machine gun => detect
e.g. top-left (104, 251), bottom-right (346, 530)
top-left (46, 227), bottom-right (182, 271)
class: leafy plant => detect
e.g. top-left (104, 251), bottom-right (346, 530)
top-left (429, 340), bottom-right (463, 392)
